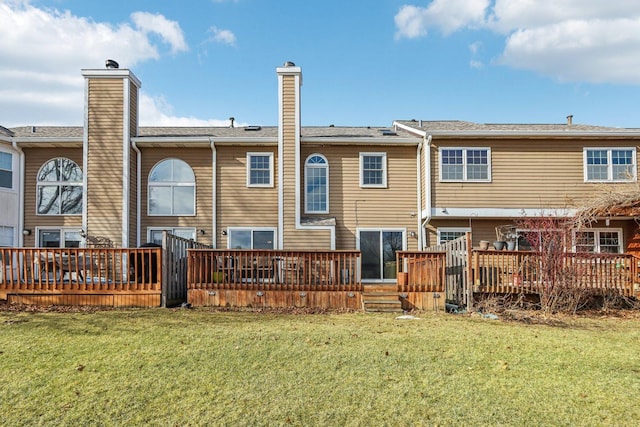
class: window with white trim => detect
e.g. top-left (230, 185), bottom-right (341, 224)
top-left (584, 148), bottom-right (636, 182)
top-left (360, 152), bottom-right (387, 188)
top-left (305, 154), bottom-right (328, 213)
top-left (38, 228), bottom-right (82, 248)
top-left (227, 227), bottom-right (276, 249)
top-left (36, 158), bottom-right (83, 215)
top-left (437, 227), bottom-right (470, 244)
top-left (440, 148), bottom-right (490, 182)
top-left (0, 226), bottom-right (14, 247)
top-left (247, 152), bottom-right (273, 187)
top-left (148, 227), bottom-right (196, 246)
top-left (148, 159), bottom-right (196, 216)
top-left (574, 229), bottom-right (622, 254)
top-left (0, 151), bottom-right (12, 189)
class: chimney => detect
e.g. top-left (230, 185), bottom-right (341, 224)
top-left (566, 115), bottom-right (573, 125)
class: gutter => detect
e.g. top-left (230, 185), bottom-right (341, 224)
top-left (393, 121), bottom-right (433, 248)
top-left (131, 140), bottom-right (142, 247)
top-left (11, 140), bottom-right (25, 247)
top-left (210, 138), bottom-right (217, 248)
top-left (416, 138), bottom-right (424, 250)
top-left (422, 135), bottom-right (433, 247)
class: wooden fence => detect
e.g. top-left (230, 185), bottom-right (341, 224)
top-left (396, 251), bottom-right (446, 292)
top-left (0, 247), bottom-right (162, 306)
top-left (472, 250), bottom-right (640, 296)
top-left (187, 249), bottom-right (362, 309)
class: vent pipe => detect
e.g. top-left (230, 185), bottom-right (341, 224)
top-left (229, 117), bottom-right (235, 128)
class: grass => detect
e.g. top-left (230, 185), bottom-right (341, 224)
top-left (1, 308), bottom-right (640, 426)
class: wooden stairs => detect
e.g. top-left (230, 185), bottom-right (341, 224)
top-left (362, 284), bottom-right (403, 313)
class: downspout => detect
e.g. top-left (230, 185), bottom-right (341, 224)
top-left (11, 141), bottom-right (25, 247)
top-left (131, 140), bottom-right (142, 247)
top-left (421, 135), bottom-right (433, 248)
top-left (210, 138), bottom-right (217, 248)
top-left (416, 138), bottom-right (424, 250)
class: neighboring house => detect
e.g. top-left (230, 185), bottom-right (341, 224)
top-left (4, 61), bottom-right (640, 283)
top-left (0, 126), bottom-right (20, 248)
top-left (394, 120), bottom-right (640, 256)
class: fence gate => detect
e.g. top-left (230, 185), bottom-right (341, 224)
top-left (425, 232), bottom-right (472, 311)
top-left (161, 232), bottom-right (212, 307)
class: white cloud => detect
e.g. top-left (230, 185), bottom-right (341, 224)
top-left (208, 26), bottom-right (237, 46)
top-left (0, 1), bottom-right (230, 126)
top-left (394, 0), bottom-right (640, 84)
top-left (394, 0), bottom-right (490, 39)
top-left (139, 93), bottom-right (246, 127)
top-left (131, 12), bottom-right (188, 54)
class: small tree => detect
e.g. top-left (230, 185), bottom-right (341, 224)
top-left (515, 216), bottom-right (596, 315)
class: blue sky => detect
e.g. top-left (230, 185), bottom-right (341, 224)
top-left (2, 0), bottom-right (640, 128)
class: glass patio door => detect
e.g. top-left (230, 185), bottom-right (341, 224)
top-left (359, 230), bottom-right (404, 282)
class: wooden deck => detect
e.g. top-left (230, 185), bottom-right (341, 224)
top-left (0, 247), bottom-right (162, 307)
top-left (471, 250), bottom-right (640, 296)
top-left (3, 240), bottom-right (638, 311)
top-left (187, 249), bottom-right (363, 309)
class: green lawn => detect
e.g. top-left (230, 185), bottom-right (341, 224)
top-left (1, 307), bottom-right (639, 426)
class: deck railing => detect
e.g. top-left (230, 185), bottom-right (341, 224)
top-left (472, 250), bottom-right (639, 296)
top-left (187, 249), bottom-right (362, 291)
top-left (0, 247), bottom-right (163, 293)
top-left (396, 251), bottom-right (446, 292)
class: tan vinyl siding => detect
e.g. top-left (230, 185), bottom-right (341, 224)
top-left (129, 81), bottom-right (139, 246)
top-left (86, 79), bottom-right (124, 244)
top-left (301, 145), bottom-right (419, 251)
top-left (432, 139), bottom-right (640, 209)
top-left (280, 75), bottom-right (302, 247)
top-left (216, 146), bottom-right (278, 247)
top-left (129, 81), bottom-right (138, 138)
top-left (141, 148), bottom-right (214, 246)
top-left (23, 148), bottom-right (83, 247)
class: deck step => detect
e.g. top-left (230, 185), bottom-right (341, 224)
top-left (362, 290), bottom-right (403, 313)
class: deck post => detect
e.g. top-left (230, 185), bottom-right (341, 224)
top-left (466, 232), bottom-right (473, 312)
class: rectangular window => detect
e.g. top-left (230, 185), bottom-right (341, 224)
top-left (148, 228), bottom-right (196, 246)
top-left (37, 229), bottom-right (82, 248)
top-left (0, 226), bottom-right (14, 247)
top-left (247, 153), bottom-right (273, 187)
top-left (440, 148), bottom-right (490, 182)
top-left (0, 152), bottom-right (12, 189)
top-left (360, 153), bottom-right (387, 187)
top-left (227, 228), bottom-right (276, 249)
top-left (437, 228), bottom-right (470, 244)
top-left (584, 148), bottom-right (636, 182)
top-left (574, 229), bottom-right (622, 254)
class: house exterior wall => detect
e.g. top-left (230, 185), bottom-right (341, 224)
top-left (216, 145), bottom-right (278, 248)
top-left (140, 147), bottom-right (214, 245)
top-left (86, 78), bottom-right (125, 245)
top-left (431, 138), bottom-right (639, 209)
top-left (301, 144), bottom-right (419, 250)
top-left (128, 82), bottom-right (138, 246)
top-left (279, 68), bottom-right (332, 250)
top-left (22, 147), bottom-right (83, 247)
top-left (0, 143), bottom-right (20, 246)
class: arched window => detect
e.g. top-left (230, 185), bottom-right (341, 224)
top-left (148, 158), bottom-right (196, 215)
top-left (305, 154), bottom-right (328, 213)
top-left (37, 158), bottom-right (83, 215)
